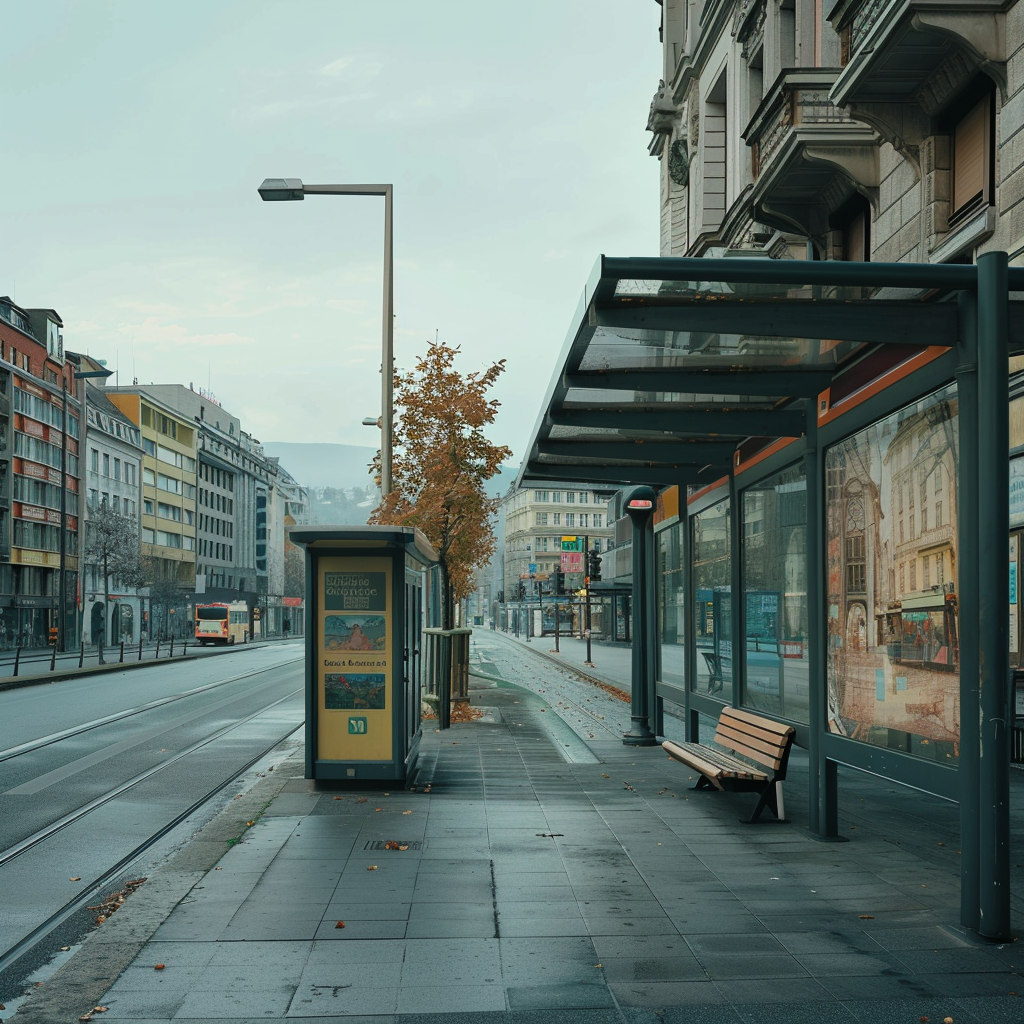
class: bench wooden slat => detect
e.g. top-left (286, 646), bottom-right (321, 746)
top-left (723, 707), bottom-right (794, 738)
top-left (662, 741), bottom-right (766, 781)
top-left (713, 726), bottom-right (788, 770)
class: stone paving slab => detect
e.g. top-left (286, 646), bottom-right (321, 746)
top-left (10, 630), bottom-right (1023, 1022)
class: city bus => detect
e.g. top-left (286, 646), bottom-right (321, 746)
top-left (195, 601), bottom-right (249, 645)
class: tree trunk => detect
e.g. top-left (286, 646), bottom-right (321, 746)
top-left (439, 559), bottom-right (454, 631)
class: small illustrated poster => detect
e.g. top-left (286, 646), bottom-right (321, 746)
top-left (324, 673), bottom-right (386, 709)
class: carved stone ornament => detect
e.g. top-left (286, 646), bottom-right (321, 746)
top-left (646, 79), bottom-right (676, 135)
top-left (668, 138), bottom-right (690, 185)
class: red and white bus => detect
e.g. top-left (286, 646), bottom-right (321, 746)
top-left (195, 601), bottom-right (249, 645)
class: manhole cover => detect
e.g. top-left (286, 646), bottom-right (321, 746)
top-left (363, 840), bottom-right (423, 850)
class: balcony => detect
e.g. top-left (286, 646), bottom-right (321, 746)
top-left (744, 70), bottom-right (879, 236)
top-left (830, 1), bottom-right (1011, 115)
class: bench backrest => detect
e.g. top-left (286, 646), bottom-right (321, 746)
top-left (713, 708), bottom-right (795, 776)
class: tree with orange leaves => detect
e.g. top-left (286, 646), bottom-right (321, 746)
top-left (370, 341), bottom-right (511, 629)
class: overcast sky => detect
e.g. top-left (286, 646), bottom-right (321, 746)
top-left (1, 1), bottom-right (661, 465)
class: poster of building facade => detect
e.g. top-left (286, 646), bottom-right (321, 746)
top-left (825, 384), bottom-right (959, 763)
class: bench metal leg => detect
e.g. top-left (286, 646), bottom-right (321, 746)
top-left (741, 781), bottom-right (790, 825)
top-left (690, 775), bottom-right (715, 792)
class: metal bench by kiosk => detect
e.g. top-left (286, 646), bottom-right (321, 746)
top-left (662, 707), bottom-right (795, 823)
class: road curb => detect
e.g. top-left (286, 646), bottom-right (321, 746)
top-left (9, 747), bottom-right (306, 1024)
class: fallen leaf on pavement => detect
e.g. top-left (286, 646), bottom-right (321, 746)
top-left (335, 921), bottom-right (345, 929)
top-left (367, 865), bottom-right (378, 870)
top-left (70, 877), bottom-right (81, 881)
top-left (154, 964), bottom-right (165, 970)
top-left (402, 810), bottom-right (412, 815)
top-left (859, 915), bottom-right (874, 920)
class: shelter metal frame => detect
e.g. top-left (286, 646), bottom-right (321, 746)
top-left (518, 253), bottom-right (1023, 940)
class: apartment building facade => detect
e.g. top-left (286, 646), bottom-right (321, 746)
top-left (81, 382), bottom-right (144, 644)
top-left (106, 389), bottom-right (198, 602)
top-left (0, 296), bottom-right (81, 647)
top-left (502, 485), bottom-right (614, 597)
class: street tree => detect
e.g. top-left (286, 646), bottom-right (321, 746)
top-left (144, 558), bottom-right (186, 638)
top-left (370, 341), bottom-right (511, 629)
top-left (85, 504), bottom-right (145, 645)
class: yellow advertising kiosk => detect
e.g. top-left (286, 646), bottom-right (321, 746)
top-left (290, 526), bottom-right (437, 783)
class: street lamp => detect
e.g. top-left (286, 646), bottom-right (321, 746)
top-left (61, 366), bottom-right (113, 654)
top-left (258, 177), bottom-right (394, 496)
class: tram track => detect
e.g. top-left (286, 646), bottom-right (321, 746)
top-left (0, 656), bottom-right (303, 764)
top-left (0, 654), bottom-right (307, 975)
top-left (0, 713), bottom-right (303, 973)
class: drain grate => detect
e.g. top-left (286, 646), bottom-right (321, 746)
top-left (363, 840), bottom-right (423, 850)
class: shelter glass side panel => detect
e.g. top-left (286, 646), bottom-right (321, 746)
top-left (658, 523), bottom-right (685, 691)
top-left (317, 555), bottom-right (393, 761)
top-left (825, 384), bottom-right (959, 764)
top-left (691, 498), bottom-right (732, 700)
top-left (742, 464), bottom-right (809, 724)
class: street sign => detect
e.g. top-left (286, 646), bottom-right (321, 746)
top-left (560, 537), bottom-right (583, 551)
top-left (561, 551), bottom-right (583, 572)
top-left (528, 563), bottom-right (537, 574)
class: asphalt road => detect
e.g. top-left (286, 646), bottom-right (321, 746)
top-left (0, 642), bottom-right (305, 994)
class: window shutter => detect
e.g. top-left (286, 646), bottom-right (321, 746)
top-left (953, 95), bottom-right (989, 216)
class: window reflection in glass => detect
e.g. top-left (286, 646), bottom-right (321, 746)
top-left (742, 464), bottom-right (808, 723)
top-left (691, 498), bottom-right (731, 699)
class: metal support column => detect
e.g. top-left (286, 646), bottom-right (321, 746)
top-left (623, 486), bottom-right (657, 745)
top-left (956, 288), bottom-right (981, 932)
top-left (805, 398), bottom-right (837, 837)
top-left (729, 471), bottom-right (742, 708)
top-left (683, 497), bottom-right (697, 741)
top-left (976, 251), bottom-right (1011, 940)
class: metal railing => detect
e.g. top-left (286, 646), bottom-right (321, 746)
top-left (421, 627), bottom-right (472, 729)
top-left (1, 636), bottom-right (191, 678)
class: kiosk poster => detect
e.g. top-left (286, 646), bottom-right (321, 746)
top-left (318, 557), bottom-right (392, 761)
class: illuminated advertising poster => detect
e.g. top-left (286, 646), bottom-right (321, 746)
top-left (317, 556), bottom-right (392, 761)
top-left (825, 385), bottom-right (959, 763)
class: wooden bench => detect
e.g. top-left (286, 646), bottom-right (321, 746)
top-left (662, 707), bottom-right (795, 823)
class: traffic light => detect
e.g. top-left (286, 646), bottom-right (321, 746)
top-left (254, 607), bottom-right (261, 620)
top-left (588, 549), bottom-right (602, 581)
top-left (552, 568), bottom-right (563, 595)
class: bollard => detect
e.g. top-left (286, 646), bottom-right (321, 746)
top-left (170, 637), bottom-right (175, 657)
top-left (50, 644), bottom-right (57, 671)
top-left (138, 637), bottom-right (143, 661)
top-left (79, 641), bottom-right (85, 669)
top-left (13, 645), bottom-right (20, 677)
top-left (98, 639), bottom-right (106, 666)
top-left (119, 641), bottom-right (125, 664)
top-left (156, 638), bottom-right (161, 659)
top-left (182, 638), bottom-right (187, 655)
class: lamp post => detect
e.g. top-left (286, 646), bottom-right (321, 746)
top-left (61, 366), bottom-right (113, 653)
top-left (258, 178), bottom-right (394, 496)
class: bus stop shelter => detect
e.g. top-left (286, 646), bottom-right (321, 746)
top-left (517, 252), bottom-right (1023, 941)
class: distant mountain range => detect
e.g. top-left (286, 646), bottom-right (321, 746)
top-left (262, 442), bottom-right (376, 489)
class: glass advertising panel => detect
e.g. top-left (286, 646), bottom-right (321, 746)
top-left (691, 498), bottom-right (732, 699)
top-left (658, 524), bottom-right (685, 690)
top-left (825, 385), bottom-right (959, 763)
top-left (317, 557), bottom-right (393, 761)
top-left (742, 464), bottom-right (809, 723)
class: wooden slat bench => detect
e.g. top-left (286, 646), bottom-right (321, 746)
top-left (662, 707), bottom-right (795, 823)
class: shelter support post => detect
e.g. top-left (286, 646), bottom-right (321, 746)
top-left (956, 289), bottom-right (981, 933)
top-left (623, 486), bottom-right (657, 746)
top-left (729, 471), bottom-right (743, 709)
top-left (683, 499), bottom-right (697, 741)
top-left (975, 251), bottom-right (1011, 940)
top-left (805, 398), bottom-right (838, 838)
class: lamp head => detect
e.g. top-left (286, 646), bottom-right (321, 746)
top-left (258, 178), bottom-right (305, 201)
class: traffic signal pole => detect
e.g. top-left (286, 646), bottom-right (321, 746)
top-left (584, 534), bottom-right (594, 667)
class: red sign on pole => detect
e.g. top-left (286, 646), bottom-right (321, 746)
top-left (561, 551), bottom-right (583, 572)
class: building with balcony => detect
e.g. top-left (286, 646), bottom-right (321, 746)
top-left (0, 296), bottom-right (81, 647)
top-left (649, 0), bottom-right (1021, 265)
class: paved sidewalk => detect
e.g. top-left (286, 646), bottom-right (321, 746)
top-left (12, 636), bottom-right (1023, 1023)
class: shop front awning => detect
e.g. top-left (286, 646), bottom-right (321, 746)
top-left (517, 255), bottom-right (1024, 490)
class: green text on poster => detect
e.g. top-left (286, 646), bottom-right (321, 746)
top-left (324, 572), bottom-right (386, 611)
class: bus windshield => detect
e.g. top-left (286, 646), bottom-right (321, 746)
top-left (196, 607), bottom-right (228, 621)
